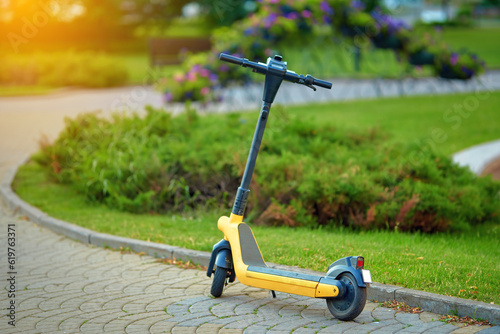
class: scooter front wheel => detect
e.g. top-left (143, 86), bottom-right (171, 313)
top-left (210, 266), bottom-right (228, 297)
top-left (326, 272), bottom-right (367, 321)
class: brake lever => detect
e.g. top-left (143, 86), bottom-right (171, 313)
top-left (297, 74), bottom-right (316, 91)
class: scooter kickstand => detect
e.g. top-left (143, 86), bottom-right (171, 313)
top-left (270, 290), bottom-right (276, 298)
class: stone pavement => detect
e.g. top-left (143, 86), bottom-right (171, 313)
top-left (0, 204), bottom-right (495, 333)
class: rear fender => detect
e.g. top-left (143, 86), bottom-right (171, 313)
top-left (327, 256), bottom-right (367, 288)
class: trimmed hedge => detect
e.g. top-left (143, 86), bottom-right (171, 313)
top-left (33, 107), bottom-right (500, 233)
top-left (0, 51), bottom-right (128, 88)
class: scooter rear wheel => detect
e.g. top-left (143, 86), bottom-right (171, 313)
top-left (211, 266), bottom-right (228, 297)
top-left (326, 272), bottom-right (367, 321)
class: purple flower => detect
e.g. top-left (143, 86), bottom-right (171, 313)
top-left (192, 64), bottom-right (202, 72)
top-left (219, 64), bottom-right (229, 72)
top-left (244, 28), bottom-right (255, 36)
top-left (450, 53), bottom-right (459, 66)
top-left (320, 1), bottom-right (334, 15)
top-left (200, 87), bottom-right (210, 96)
top-left (371, 11), bottom-right (409, 34)
top-left (187, 71), bottom-right (197, 82)
top-left (199, 68), bottom-right (210, 77)
top-left (209, 73), bottom-right (218, 83)
top-left (322, 15), bottom-right (331, 24)
top-left (163, 91), bottom-right (173, 103)
top-left (264, 13), bottom-right (278, 28)
top-left (461, 66), bottom-right (474, 78)
top-left (351, 0), bottom-right (365, 10)
top-left (285, 12), bottom-right (298, 20)
top-left (302, 9), bottom-right (312, 18)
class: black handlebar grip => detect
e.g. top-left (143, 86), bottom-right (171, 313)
top-left (313, 78), bottom-right (333, 89)
top-left (219, 53), bottom-right (243, 66)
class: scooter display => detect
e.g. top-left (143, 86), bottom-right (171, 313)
top-left (207, 53), bottom-right (372, 321)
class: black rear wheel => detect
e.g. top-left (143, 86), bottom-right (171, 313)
top-left (326, 272), bottom-right (367, 321)
top-left (210, 266), bottom-right (228, 297)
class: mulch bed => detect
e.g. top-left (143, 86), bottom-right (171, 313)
top-left (481, 157), bottom-right (500, 180)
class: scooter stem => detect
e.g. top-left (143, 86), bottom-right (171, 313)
top-left (232, 101), bottom-right (272, 216)
top-left (232, 55), bottom-right (286, 216)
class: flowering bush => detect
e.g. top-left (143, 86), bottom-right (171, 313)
top-left (371, 11), bottom-right (409, 37)
top-left (370, 11), bottom-right (410, 49)
top-left (434, 49), bottom-right (485, 80)
top-left (1, 51), bottom-right (128, 88)
top-left (249, 1), bottom-right (317, 42)
top-left (341, 11), bottom-right (376, 36)
top-left (156, 53), bottom-right (218, 103)
top-left (159, 64), bottom-right (217, 103)
top-left (368, 11), bottom-right (486, 77)
top-left (160, 0), bottom-right (325, 103)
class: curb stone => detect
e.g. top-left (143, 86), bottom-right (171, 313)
top-left (1, 158), bottom-right (499, 326)
top-left (452, 139), bottom-right (500, 175)
top-left (395, 289), bottom-right (499, 325)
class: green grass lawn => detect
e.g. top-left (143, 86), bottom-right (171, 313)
top-left (416, 26), bottom-right (500, 69)
top-left (0, 52), bottom-right (179, 95)
top-left (0, 85), bottom-right (57, 97)
top-left (438, 27), bottom-right (500, 69)
top-left (109, 53), bottom-right (184, 85)
top-left (299, 91), bottom-right (500, 155)
top-left (113, 53), bottom-right (150, 84)
top-left (281, 42), bottom-right (433, 79)
top-left (13, 92), bottom-right (500, 305)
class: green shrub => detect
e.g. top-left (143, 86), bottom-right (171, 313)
top-left (0, 51), bottom-right (128, 88)
top-left (33, 107), bottom-right (500, 233)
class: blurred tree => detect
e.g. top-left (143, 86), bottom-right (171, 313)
top-left (362, 0), bottom-right (383, 12)
top-left (0, 0), bottom-right (256, 52)
top-left (482, 0), bottom-right (500, 6)
top-left (197, 0), bottom-right (257, 26)
top-left (1, 0), bottom-right (86, 23)
top-left (1, 0), bottom-right (191, 28)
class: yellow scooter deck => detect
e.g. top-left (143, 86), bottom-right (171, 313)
top-left (218, 214), bottom-right (339, 298)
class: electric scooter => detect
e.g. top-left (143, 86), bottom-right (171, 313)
top-left (207, 53), bottom-right (372, 321)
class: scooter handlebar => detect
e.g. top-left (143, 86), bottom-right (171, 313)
top-left (313, 78), bottom-right (333, 89)
top-left (219, 53), bottom-right (332, 90)
top-left (219, 53), bottom-right (243, 66)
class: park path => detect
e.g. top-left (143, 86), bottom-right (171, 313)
top-left (0, 77), bottom-right (498, 333)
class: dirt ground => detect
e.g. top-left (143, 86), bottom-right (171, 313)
top-left (481, 157), bottom-right (500, 180)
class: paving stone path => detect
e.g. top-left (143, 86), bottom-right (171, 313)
top-left (0, 205), bottom-right (495, 333)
